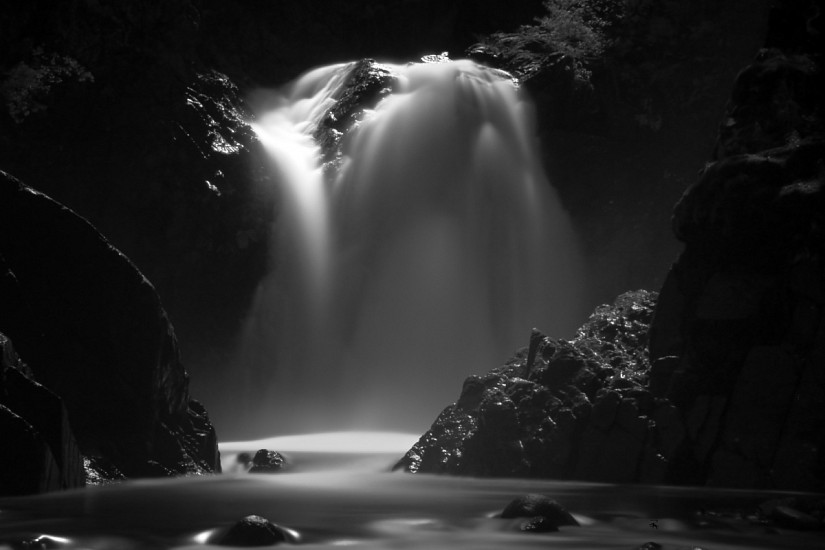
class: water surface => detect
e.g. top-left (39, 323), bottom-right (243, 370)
top-left (1, 433), bottom-right (820, 549)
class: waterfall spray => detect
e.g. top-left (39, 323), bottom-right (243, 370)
top-left (239, 58), bottom-right (585, 435)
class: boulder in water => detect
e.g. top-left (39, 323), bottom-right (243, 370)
top-left (248, 449), bottom-right (286, 473)
top-left (217, 515), bottom-right (294, 546)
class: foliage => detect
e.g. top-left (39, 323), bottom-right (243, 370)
top-left (1, 47), bottom-right (94, 123)
top-left (478, 0), bottom-right (626, 84)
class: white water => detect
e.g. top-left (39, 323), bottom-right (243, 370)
top-left (233, 59), bottom-right (586, 436)
top-left (1, 433), bottom-right (821, 549)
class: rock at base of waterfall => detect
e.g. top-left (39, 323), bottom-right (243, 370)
top-left (248, 449), bottom-right (287, 473)
top-left (395, 290), bottom-right (663, 482)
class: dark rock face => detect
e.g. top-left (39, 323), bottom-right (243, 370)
top-left (649, 52), bottom-right (825, 491)
top-left (0, 170), bottom-right (220, 489)
top-left (0, 333), bottom-right (84, 494)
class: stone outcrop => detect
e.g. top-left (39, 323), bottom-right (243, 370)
top-left (313, 59), bottom-right (398, 174)
top-left (0, 170), bottom-right (220, 492)
top-left (395, 291), bottom-right (667, 482)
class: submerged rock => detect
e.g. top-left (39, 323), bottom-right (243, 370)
top-left (501, 494), bottom-right (579, 532)
top-left (217, 515), bottom-right (294, 547)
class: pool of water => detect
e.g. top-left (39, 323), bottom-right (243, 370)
top-left (0, 433), bottom-right (821, 549)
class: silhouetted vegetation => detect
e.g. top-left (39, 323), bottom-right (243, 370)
top-left (474, 0), bottom-right (626, 83)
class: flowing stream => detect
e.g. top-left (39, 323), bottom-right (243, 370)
top-left (0, 432), bottom-right (820, 549)
top-left (234, 58), bottom-right (587, 436)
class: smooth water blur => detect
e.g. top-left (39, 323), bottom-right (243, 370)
top-left (0, 433), bottom-right (821, 549)
top-left (235, 59), bottom-right (587, 437)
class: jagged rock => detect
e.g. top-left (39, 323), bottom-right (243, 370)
top-left (0, 170), bottom-right (220, 491)
top-left (83, 456), bottom-right (126, 486)
top-left (313, 59), bottom-right (399, 173)
top-left (395, 290), bottom-right (661, 480)
top-left (248, 449), bottom-right (286, 473)
top-left (0, 332), bottom-right (84, 494)
top-left (217, 515), bottom-right (293, 546)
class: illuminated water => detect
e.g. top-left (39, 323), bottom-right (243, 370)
top-left (234, 59), bottom-right (586, 436)
top-left (1, 433), bottom-right (821, 549)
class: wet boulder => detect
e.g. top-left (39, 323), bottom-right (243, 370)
top-left (248, 449), bottom-right (287, 473)
top-left (217, 515), bottom-right (295, 547)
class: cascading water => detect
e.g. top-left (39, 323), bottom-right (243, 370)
top-left (237, 58), bottom-right (587, 435)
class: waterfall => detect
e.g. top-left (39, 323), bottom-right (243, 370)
top-left (237, 59), bottom-right (586, 436)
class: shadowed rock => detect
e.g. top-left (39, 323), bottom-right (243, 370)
top-left (0, 332), bottom-right (84, 494)
top-left (395, 290), bottom-right (661, 481)
top-left (0, 171), bottom-right (220, 491)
